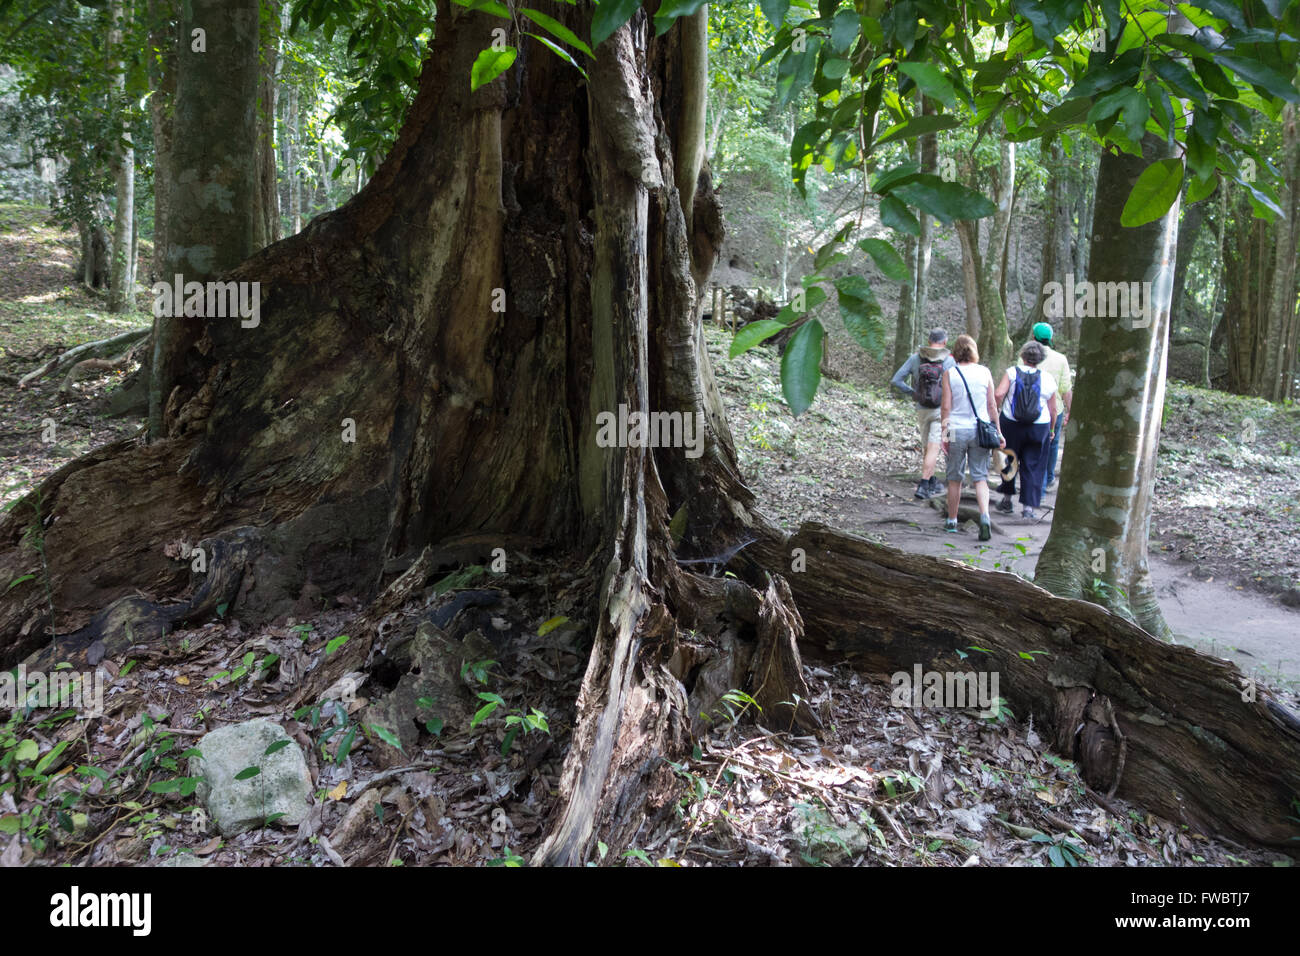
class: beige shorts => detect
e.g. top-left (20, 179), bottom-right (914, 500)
top-left (916, 405), bottom-right (942, 445)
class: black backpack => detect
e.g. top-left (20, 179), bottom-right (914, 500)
top-left (916, 357), bottom-right (944, 408)
top-left (1011, 368), bottom-right (1042, 423)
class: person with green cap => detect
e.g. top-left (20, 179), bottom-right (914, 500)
top-left (1031, 322), bottom-right (1072, 494)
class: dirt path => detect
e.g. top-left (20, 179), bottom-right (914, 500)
top-left (822, 473), bottom-right (1300, 687)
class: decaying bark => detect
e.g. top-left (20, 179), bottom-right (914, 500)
top-left (749, 524), bottom-right (1300, 848)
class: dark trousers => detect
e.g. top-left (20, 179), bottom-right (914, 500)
top-left (1040, 413), bottom-right (1064, 492)
top-left (997, 415), bottom-right (1050, 508)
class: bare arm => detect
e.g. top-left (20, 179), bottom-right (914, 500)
top-left (940, 371), bottom-right (953, 450)
top-left (994, 370), bottom-right (1011, 406)
top-left (985, 372), bottom-right (1005, 447)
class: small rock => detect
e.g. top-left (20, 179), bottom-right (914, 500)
top-left (191, 719), bottom-right (313, 836)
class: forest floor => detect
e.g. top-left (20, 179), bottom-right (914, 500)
top-left (1, 205), bottom-right (1297, 868)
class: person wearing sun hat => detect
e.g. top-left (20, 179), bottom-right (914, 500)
top-left (1031, 321), bottom-right (1072, 494)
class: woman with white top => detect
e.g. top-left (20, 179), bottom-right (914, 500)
top-left (993, 341), bottom-right (1059, 519)
top-left (939, 334), bottom-right (1005, 541)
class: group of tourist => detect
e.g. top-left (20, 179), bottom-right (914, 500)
top-left (889, 323), bottom-right (1074, 540)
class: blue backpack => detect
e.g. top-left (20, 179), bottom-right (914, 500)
top-left (1011, 368), bottom-right (1042, 423)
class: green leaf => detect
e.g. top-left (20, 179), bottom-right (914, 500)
top-left (834, 276), bottom-right (885, 355)
top-left (780, 319), bottom-right (825, 416)
top-left (857, 238), bottom-right (911, 283)
top-left (880, 194), bottom-right (921, 235)
top-left (729, 320), bottom-right (787, 358)
top-left (215, 602), bottom-right (228, 619)
top-left (897, 62), bottom-right (959, 110)
top-left (501, 727), bottom-right (519, 755)
top-left (891, 175), bottom-right (996, 223)
top-left (1217, 55), bottom-right (1300, 104)
top-left (325, 635), bottom-right (349, 655)
top-left (263, 740), bottom-right (291, 757)
top-left (875, 113), bottom-right (961, 148)
top-left (653, 0), bottom-right (708, 35)
top-left (525, 33), bottom-right (589, 80)
top-left (371, 724), bottom-right (405, 752)
top-left (830, 9), bottom-right (858, 53)
top-left (471, 700), bottom-right (500, 727)
top-left (1064, 49), bottom-right (1143, 100)
top-left (470, 47), bottom-right (517, 92)
top-left (264, 812), bottom-right (288, 824)
top-left (5, 574), bottom-right (35, 592)
top-left (425, 717), bottom-right (444, 736)
top-left (33, 740), bottom-right (69, 775)
top-left (1120, 158), bottom-right (1184, 227)
top-left (147, 779), bottom-right (180, 793)
top-left (520, 8), bottom-right (594, 58)
top-left (870, 161), bottom-right (920, 194)
top-left (592, 0), bottom-right (643, 47)
top-left (1152, 57), bottom-right (1210, 109)
top-left (234, 766), bottom-right (261, 781)
top-left (759, 0), bottom-right (790, 29)
top-left (12, 739), bottom-right (37, 763)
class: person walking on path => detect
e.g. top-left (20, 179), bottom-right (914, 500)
top-left (890, 328), bottom-right (956, 499)
top-left (940, 334), bottom-right (1004, 541)
top-left (1031, 322), bottom-right (1073, 495)
top-left (993, 341), bottom-right (1058, 520)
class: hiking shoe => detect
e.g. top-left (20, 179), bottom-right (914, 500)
top-left (915, 480), bottom-right (931, 499)
top-left (1045, 479), bottom-right (1058, 492)
top-left (978, 516), bottom-right (991, 542)
top-left (995, 496), bottom-right (1014, 514)
top-left (944, 519), bottom-right (959, 533)
top-left (1022, 506), bottom-right (1036, 520)
top-left (928, 476), bottom-right (944, 497)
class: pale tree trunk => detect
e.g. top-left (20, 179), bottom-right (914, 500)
top-left (258, 0), bottom-right (281, 246)
top-left (1168, 188), bottom-right (1207, 331)
top-left (283, 59), bottom-right (300, 235)
top-left (149, 0), bottom-right (261, 440)
top-left (3, 4), bottom-right (1298, 858)
top-left (147, 0), bottom-right (175, 281)
top-left (974, 137), bottom-right (1015, 372)
top-left (891, 135), bottom-right (920, 368)
top-left (1026, 137), bottom-right (1067, 335)
top-left (1262, 103), bottom-right (1299, 402)
top-left (1034, 133), bottom-right (1180, 637)
top-left (107, 0), bottom-right (135, 314)
top-left (913, 95), bottom-right (936, 339)
top-left (956, 216), bottom-right (980, 337)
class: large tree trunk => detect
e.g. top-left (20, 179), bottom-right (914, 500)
top-left (1034, 133), bottom-right (1179, 637)
top-left (149, 0), bottom-right (262, 439)
top-left (3, 4), bottom-right (1297, 861)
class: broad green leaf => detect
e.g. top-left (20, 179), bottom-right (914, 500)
top-left (5, 574), bottom-right (35, 592)
top-left (880, 194), bottom-right (921, 235)
top-left (870, 161), bottom-right (920, 194)
top-left (263, 740), bottom-right (291, 757)
top-left (760, 0), bottom-right (790, 29)
top-left (1217, 55), bottom-right (1300, 104)
top-left (34, 740), bottom-right (69, 775)
top-left (470, 700), bottom-right (500, 728)
top-left (1064, 49), bottom-right (1143, 100)
top-left (830, 9), bottom-right (858, 53)
top-left (470, 47), bottom-right (517, 92)
top-left (147, 780), bottom-right (180, 793)
top-left (898, 62), bottom-right (959, 109)
top-left (592, 0), bottom-right (642, 46)
top-left (729, 320), bottom-right (788, 359)
top-left (234, 766), bottom-right (261, 781)
top-left (834, 276), bottom-right (885, 355)
top-left (1120, 158), bottom-right (1184, 227)
top-left (1193, 58), bottom-right (1238, 99)
top-left (780, 319), bottom-right (825, 416)
top-left (452, 0), bottom-right (512, 17)
top-left (891, 175), bottom-right (996, 223)
top-left (520, 8), bottom-right (594, 58)
top-left (857, 238), bottom-right (911, 282)
top-left (325, 635), bottom-right (349, 655)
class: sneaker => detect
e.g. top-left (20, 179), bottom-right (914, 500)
top-left (928, 476), bottom-right (944, 497)
top-left (978, 516), bottom-right (991, 542)
top-left (944, 519), bottom-right (959, 533)
top-left (1045, 478), bottom-right (1058, 492)
top-left (1022, 506), bottom-right (1036, 520)
top-left (995, 496), bottom-right (1014, 514)
top-left (915, 480), bottom-right (931, 499)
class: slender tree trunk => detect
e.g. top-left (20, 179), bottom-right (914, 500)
top-left (892, 231), bottom-right (917, 369)
top-left (1034, 133), bottom-right (1180, 637)
top-left (955, 217), bottom-right (980, 337)
top-left (1027, 137), bottom-right (1066, 335)
top-left (913, 95), bottom-right (936, 339)
top-left (258, 0), bottom-right (281, 246)
top-left (1168, 188), bottom-right (1208, 331)
top-left (147, 0), bottom-right (175, 281)
top-left (149, 0), bottom-right (261, 440)
top-left (969, 137), bottom-right (1015, 373)
top-left (107, 0), bottom-right (135, 313)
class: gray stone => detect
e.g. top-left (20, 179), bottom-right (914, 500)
top-left (190, 719), bottom-right (313, 836)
